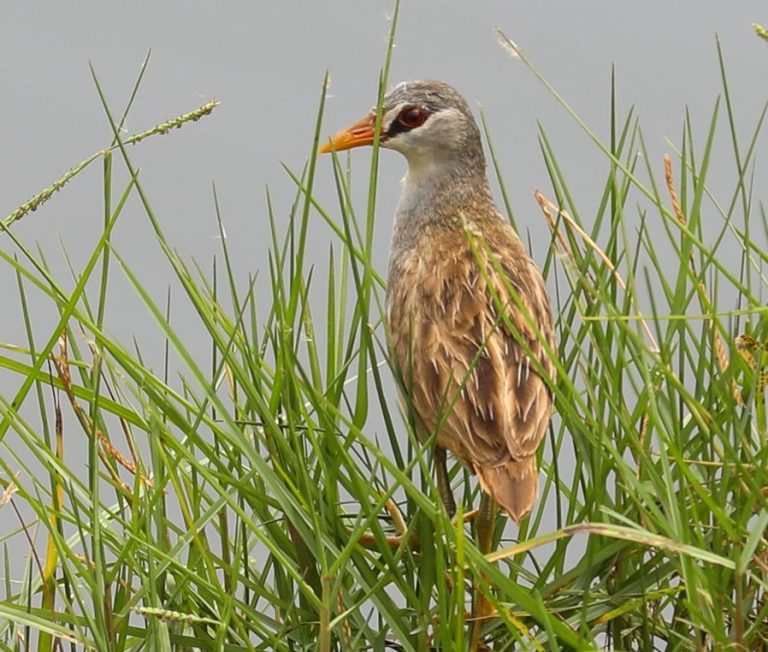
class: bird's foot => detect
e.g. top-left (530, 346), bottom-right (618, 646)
top-left (353, 496), bottom-right (420, 551)
top-left (453, 508), bottom-right (479, 524)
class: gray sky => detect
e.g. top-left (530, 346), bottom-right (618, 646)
top-left (1, 2), bottom-right (766, 527)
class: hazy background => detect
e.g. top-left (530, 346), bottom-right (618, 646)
top-left (1, 2), bottom-right (766, 529)
top-left (3, 2), bottom-right (766, 340)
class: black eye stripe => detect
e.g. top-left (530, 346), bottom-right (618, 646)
top-left (386, 107), bottom-right (430, 138)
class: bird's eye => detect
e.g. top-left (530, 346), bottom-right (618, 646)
top-left (397, 106), bottom-right (427, 129)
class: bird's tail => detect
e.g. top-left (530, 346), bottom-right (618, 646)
top-left (475, 457), bottom-right (539, 524)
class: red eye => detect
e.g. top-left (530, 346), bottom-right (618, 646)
top-left (398, 106), bottom-right (427, 129)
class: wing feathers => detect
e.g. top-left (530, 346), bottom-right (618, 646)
top-left (388, 223), bottom-right (555, 520)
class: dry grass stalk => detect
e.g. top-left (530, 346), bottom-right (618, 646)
top-left (51, 332), bottom-right (153, 487)
top-left (535, 190), bottom-right (659, 352)
top-left (0, 475), bottom-right (18, 508)
top-left (536, 189), bottom-right (667, 487)
top-left (663, 154), bottom-right (739, 404)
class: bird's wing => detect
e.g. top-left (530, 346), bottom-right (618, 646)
top-left (388, 229), bottom-right (554, 467)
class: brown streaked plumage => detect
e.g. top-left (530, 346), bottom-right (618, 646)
top-left (320, 80), bottom-right (555, 524)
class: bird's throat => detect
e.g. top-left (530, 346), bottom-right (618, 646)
top-left (391, 156), bottom-right (492, 257)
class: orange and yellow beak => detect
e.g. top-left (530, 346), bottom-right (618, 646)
top-left (318, 113), bottom-right (378, 154)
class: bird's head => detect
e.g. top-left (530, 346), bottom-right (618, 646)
top-left (319, 80), bottom-right (484, 171)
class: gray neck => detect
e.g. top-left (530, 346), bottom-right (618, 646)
top-left (389, 151), bottom-right (494, 269)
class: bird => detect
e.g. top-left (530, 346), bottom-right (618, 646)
top-left (319, 80), bottom-right (555, 530)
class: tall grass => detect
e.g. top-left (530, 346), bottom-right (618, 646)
top-left (1, 16), bottom-right (767, 652)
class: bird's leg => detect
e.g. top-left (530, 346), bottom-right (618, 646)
top-left (434, 447), bottom-right (481, 523)
top-left (470, 492), bottom-right (497, 651)
top-left (434, 446), bottom-right (456, 518)
top-left (474, 492), bottom-right (496, 555)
